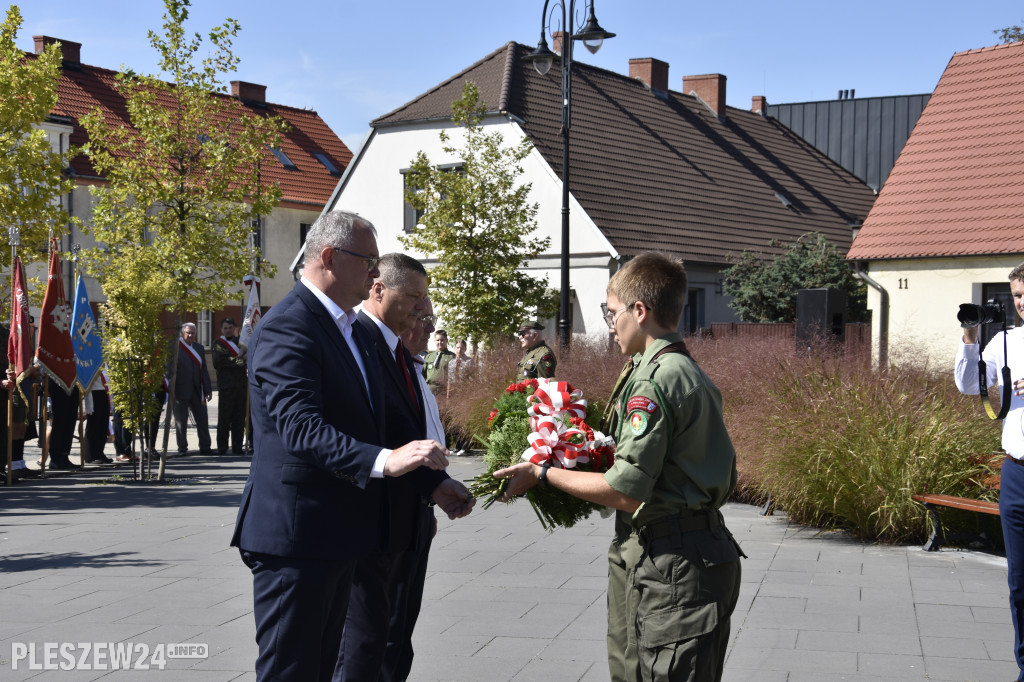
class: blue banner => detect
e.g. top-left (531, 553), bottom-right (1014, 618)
top-left (72, 275), bottom-right (104, 392)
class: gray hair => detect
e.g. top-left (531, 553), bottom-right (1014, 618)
top-left (303, 210), bottom-right (377, 262)
top-left (376, 253), bottom-right (426, 289)
top-left (181, 322), bottom-right (197, 333)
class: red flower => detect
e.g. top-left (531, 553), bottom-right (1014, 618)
top-left (487, 409), bottom-right (498, 426)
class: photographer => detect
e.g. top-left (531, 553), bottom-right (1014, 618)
top-left (954, 262), bottom-right (1024, 681)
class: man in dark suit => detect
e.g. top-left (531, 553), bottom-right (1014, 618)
top-left (231, 211), bottom-right (474, 682)
top-left (172, 322), bottom-right (212, 455)
top-left (339, 254), bottom-right (474, 682)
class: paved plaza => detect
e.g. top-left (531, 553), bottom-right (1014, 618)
top-left (0, 428), bottom-right (1018, 681)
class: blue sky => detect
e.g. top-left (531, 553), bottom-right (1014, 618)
top-left (22, 1), bottom-right (1022, 152)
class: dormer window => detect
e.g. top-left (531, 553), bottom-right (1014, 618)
top-left (313, 152), bottom-right (341, 176)
top-left (269, 146), bottom-right (298, 171)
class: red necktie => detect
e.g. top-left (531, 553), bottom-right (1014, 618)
top-left (395, 339), bottom-right (418, 405)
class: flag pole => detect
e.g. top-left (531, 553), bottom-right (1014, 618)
top-left (38, 234), bottom-right (56, 474)
top-left (6, 226), bottom-right (18, 485)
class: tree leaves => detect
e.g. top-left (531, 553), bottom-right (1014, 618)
top-left (401, 82), bottom-right (557, 346)
top-left (0, 6), bottom-right (76, 304)
top-left (721, 232), bottom-right (866, 323)
top-left (79, 0), bottom-right (285, 425)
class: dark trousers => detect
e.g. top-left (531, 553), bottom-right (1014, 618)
top-left (242, 550), bottom-right (357, 682)
top-left (173, 393), bottom-right (211, 454)
top-left (85, 391), bottom-right (110, 461)
top-left (217, 387), bottom-right (247, 453)
top-left (338, 508), bottom-right (433, 682)
top-left (48, 380), bottom-right (80, 459)
top-left (1001, 457), bottom-right (1024, 680)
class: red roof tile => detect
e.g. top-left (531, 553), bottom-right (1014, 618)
top-left (44, 53), bottom-right (350, 209)
top-left (848, 41), bottom-right (1024, 260)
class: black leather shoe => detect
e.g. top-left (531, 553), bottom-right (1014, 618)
top-left (13, 467), bottom-right (40, 480)
top-left (85, 457), bottom-right (115, 466)
top-left (49, 459), bottom-right (81, 470)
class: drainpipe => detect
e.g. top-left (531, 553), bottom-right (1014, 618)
top-left (853, 261), bottom-right (888, 367)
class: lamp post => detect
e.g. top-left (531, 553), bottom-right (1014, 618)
top-left (524, 0), bottom-right (614, 349)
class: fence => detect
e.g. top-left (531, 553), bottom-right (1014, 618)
top-left (709, 322), bottom-right (871, 357)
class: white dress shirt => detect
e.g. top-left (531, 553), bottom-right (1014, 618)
top-left (956, 326), bottom-right (1024, 457)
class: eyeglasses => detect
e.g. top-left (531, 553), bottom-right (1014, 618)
top-left (419, 315), bottom-right (435, 325)
top-left (336, 247), bottom-right (380, 270)
top-left (600, 301), bottom-right (637, 329)
top-left (517, 330), bottom-right (534, 338)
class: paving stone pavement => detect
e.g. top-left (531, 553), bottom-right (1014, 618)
top-left (0, 410), bottom-right (1018, 681)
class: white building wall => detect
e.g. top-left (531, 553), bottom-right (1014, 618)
top-left (864, 256), bottom-right (1024, 367)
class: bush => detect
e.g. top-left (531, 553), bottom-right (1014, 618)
top-left (694, 334), bottom-right (1002, 543)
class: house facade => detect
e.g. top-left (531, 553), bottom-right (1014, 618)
top-left (309, 43), bottom-right (877, 341)
top-left (847, 41), bottom-right (1024, 367)
top-left (35, 36), bottom-right (351, 347)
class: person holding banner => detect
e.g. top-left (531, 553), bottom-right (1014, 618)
top-left (214, 317), bottom-right (248, 455)
top-left (173, 322), bottom-right (212, 456)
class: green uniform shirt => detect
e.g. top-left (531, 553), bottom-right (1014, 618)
top-left (603, 333), bottom-right (737, 529)
top-left (423, 349), bottom-right (455, 389)
top-left (516, 342), bottom-right (557, 379)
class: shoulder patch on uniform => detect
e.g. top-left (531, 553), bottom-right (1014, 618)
top-left (629, 411), bottom-right (649, 435)
top-left (626, 396), bottom-right (658, 414)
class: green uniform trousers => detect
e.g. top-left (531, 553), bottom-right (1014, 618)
top-left (607, 515), bottom-right (741, 682)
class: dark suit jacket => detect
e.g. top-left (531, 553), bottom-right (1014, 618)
top-left (231, 282), bottom-right (388, 561)
top-left (176, 340), bottom-right (212, 402)
top-left (356, 311), bottom-right (448, 553)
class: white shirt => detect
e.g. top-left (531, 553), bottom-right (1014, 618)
top-left (413, 356), bottom-right (447, 445)
top-left (300, 277), bottom-right (390, 475)
top-left (955, 326), bottom-right (1024, 456)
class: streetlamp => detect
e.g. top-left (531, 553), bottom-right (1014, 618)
top-left (524, 0), bottom-right (614, 349)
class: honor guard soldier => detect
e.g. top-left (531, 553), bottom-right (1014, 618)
top-left (515, 320), bottom-right (556, 378)
top-left (423, 329), bottom-right (456, 392)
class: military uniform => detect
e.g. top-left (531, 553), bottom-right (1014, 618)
top-left (422, 348), bottom-right (455, 391)
top-left (603, 333), bottom-right (743, 682)
top-left (517, 342), bottom-right (557, 379)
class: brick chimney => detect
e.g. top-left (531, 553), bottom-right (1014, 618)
top-left (231, 81), bottom-right (266, 103)
top-left (33, 36), bottom-right (81, 64)
top-left (629, 58), bottom-right (668, 91)
top-left (683, 73), bottom-right (726, 115)
top-left (751, 95), bottom-right (768, 114)
top-left (552, 31), bottom-right (564, 56)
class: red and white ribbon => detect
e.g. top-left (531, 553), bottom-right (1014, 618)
top-left (520, 379), bottom-right (590, 469)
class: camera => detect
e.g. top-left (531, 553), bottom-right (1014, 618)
top-left (957, 300), bottom-right (1005, 328)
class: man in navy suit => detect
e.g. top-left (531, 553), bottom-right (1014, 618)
top-left (173, 322), bottom-right (212, 455)
top-left (231, 211), bottom-right (474, 682)
top-left (338, 254), bottom-right (474, 682)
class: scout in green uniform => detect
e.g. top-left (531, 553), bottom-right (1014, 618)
top-left (497, 253), bottom-right (743, 682)
top-left (516, 320), bottom-right (557, 378)
top-left (423, 329), bottom-right (456, 391)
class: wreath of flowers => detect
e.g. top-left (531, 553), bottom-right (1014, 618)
top-left (470, 378), bottom-right (616, 530)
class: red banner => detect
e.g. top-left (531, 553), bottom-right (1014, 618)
top-left (7, 257), bottom-right (32, 377)
top-left (36, 247), bottom-right (76, 394)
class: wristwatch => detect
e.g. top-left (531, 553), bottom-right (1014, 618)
top-left (538, 460), bottom-right (552, 489)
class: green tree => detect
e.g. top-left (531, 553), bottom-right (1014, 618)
top-left (80, 0), bottom-right (287, 476)
top-left (995, 21), bottom-right (1024, 43)
top-left (0, 5), bottom-right (75, 301)
top-left (402, 82), bottom-right (556, 346)
top-left (721, 232), bottom-right (866, 323)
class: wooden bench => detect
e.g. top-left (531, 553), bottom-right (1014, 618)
top-left (911, 493), bottom-right (1000, 552)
